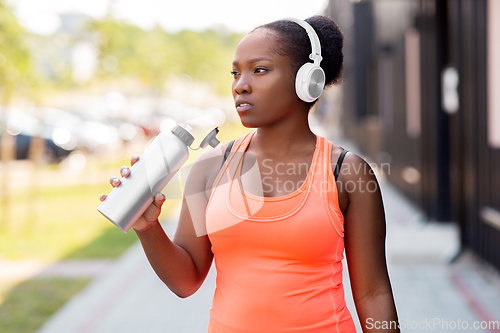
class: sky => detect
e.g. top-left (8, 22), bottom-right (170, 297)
top-left (8, 0), bottom-right (330, 35)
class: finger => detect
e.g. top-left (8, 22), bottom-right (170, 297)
top-left (99, 193), bottom-right (107, 202)
top-left (131, 155), bottom-right (139, 166)
top-left (142, 193), bottom-right (165, 222)
top-left (153, 192), bottom-right (166, 207)
top-left (120, 166), bottom-right (130, 178)
top-left (110, 176), bottom-right (121, 187)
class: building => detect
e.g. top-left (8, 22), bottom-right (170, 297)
top-left (324, 0), bottom-right (500, 270)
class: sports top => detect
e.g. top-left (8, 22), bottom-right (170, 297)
top-left (205, 131), bottom-right (356, 332)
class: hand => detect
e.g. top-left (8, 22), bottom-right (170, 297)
top-left (99, 154), bottom-right (166, 231)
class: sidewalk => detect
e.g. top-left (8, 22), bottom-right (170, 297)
top-left (36, 132), bottom-right (500, 333)
top-left (36, 218), bottom-right (217, 333)
top-left (379, 180), bottom-right (500, 332)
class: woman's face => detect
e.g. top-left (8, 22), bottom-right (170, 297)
top-left (231, 29), bottom-right (300, 128)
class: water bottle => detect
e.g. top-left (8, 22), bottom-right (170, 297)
top-left (97, 125), bottom-right (219, 233)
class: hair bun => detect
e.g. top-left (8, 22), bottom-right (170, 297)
top-left (305, 15), bottom-right (344, 86)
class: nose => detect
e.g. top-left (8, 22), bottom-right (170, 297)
top-left (233, 75), bottom-right (251, 95)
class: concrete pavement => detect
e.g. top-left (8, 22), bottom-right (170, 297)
top-left (36, 219), bottom-right (217, 333)
top-left (379, 181), bottom-right (500, 333)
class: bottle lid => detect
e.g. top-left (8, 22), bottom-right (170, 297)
top-left (199, 127), bottom-right (220, 149)
top-left (171, 125), bottom-right (195, 147)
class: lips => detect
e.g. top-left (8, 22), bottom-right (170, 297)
top-left (235, 99), bottom-right (254, 113)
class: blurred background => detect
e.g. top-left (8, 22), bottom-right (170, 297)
top-left (324, 0), bottom-right (500, 273)
top-left (0, 0), bottom-right (499, 332)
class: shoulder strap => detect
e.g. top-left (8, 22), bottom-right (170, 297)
top-left (333, 149), bottom-right (348, 181)
top-left (220, 140), bottom-right (236, 169)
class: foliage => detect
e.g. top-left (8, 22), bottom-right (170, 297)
top-left (0, 1), bottom-right (38, 103)
top-left (0, 4), bottom-right (242, 99)
top-left (87, 19), bottom-right (243, 94)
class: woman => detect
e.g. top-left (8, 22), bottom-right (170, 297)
top-left (101, 15), bottom-right (399, 332)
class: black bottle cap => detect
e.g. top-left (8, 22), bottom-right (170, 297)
top-left (171, 125), bottom-right (195, 147)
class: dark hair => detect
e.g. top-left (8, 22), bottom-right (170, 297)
top-left (254, 15), bottom-right (344, 88)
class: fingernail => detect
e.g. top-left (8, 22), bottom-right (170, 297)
top-left (111, 177), bottom-right (119, 185)
top-left (100, 194), bottom-right (106, 201)
top-left (132, 155), bottom-right (139, 160)
top-left (121, 166), bottom-right (130, 176)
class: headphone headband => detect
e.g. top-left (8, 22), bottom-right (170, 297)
top-left (283, 17), bottom-right (323, 65)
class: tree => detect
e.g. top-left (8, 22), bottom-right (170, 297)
top-left (0, 0), bottom-right (35, 104)
top-left (0, 0), bottom-right (37, 226)
top-left (86, 17), bottom-right (243, 96)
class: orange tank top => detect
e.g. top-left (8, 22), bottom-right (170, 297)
top-left (205, 132), bottom-right (356, 333)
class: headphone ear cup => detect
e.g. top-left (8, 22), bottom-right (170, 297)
top-left (295, 63), bottom-right (326, 103)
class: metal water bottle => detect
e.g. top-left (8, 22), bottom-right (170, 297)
top-left (98, 125), bottom-right (212, 233)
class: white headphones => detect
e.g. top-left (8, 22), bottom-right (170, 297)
top-left (284, 17), bottom-right (326, 103)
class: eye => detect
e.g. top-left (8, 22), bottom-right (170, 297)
top-left (254, 67), bottom-right (267, 74)
top-left (230, 70), bottom-right (240, 77)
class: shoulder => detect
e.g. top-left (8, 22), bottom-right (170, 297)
top-left (187, 139), bottom-right (239, 197)
top-left (329, 144), bottom-right (366, 175)
top-left (339, 152), bottom-right (378, 186)
top-left (328, 145), bottom-right (378, 211)
top-left (330, 144), bottom-right (348, 165)
top-left (328, 144), bottom-right (375, 182)
top-left (194, 137), bottom-right (240, 166)
top-left (335, 151), bottom-right (384, 218)
top-left (191, 140), bottom-right (233, 177)
top-left (196, 140), bottom-right (232, 161)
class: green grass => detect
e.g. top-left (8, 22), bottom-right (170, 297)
top-left (0, 183), bottom-right (137, 260)
top-left (0, 182), bottom-right (183, 260)
top-left (0, 278), bottom-right (91, 333)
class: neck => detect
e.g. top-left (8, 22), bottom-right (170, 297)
top-left (251, 111), bottom-right (316, 158)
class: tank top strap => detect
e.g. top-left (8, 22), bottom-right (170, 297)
top-left (308, 135), bottom-right (333, 196)
top-left (323, 138), bottom-right (336, 184)
top-left (209, 132), bottom-right (254, 205)
top-left (321, 137), bottom-right (345, 237)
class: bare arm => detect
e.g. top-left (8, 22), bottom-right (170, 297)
top-left (133, 196), bottom-right (213, 298)
top-left (100, 146), bottom-right (225, 298)
top-left (338, 153), bottom-right (400, 332)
